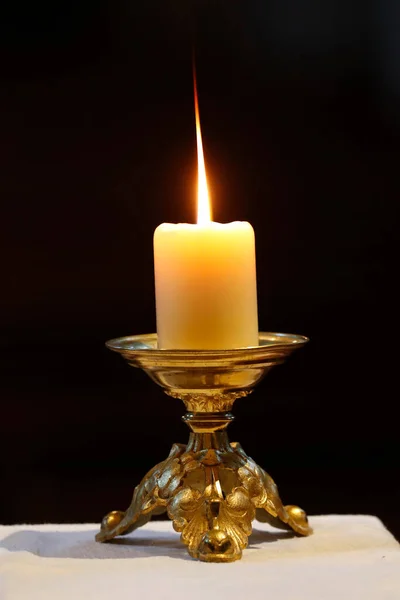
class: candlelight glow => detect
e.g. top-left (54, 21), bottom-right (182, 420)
top-left (193, 70), bottom-right (212, 224)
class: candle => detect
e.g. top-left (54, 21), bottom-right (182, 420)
top-left (154, 75), bottom-right (258, 349)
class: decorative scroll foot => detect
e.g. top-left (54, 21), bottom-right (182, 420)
top-left (95, 443), bottom-right (185, 543)
top-left (96, 417), bottom-right (312, 561)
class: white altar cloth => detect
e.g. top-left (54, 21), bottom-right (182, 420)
top-left (0, 515), bottom-right (399, 600)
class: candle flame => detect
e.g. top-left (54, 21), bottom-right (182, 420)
top-left (193, 67), bottom-right (212, 224)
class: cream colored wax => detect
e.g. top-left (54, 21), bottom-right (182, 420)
top-left (154, 221), bottom-right (258, 349)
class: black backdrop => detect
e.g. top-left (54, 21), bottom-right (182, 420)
top-left (1, 1), bottom-right (399, 538)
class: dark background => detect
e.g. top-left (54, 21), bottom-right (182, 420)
top-left (1, 1), bottom-right (399, 538)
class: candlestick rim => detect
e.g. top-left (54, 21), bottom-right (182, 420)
top-left (105, 332), bottom-right (308, 358)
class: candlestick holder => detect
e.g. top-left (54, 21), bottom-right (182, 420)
top-left (96, 332), bottom-right (312, 562)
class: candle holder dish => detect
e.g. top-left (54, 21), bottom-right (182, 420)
top-left (96, 332), bottom-right (312, 562)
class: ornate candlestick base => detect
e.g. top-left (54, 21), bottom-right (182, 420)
top-left (96, 333), bottom-right (312, 562)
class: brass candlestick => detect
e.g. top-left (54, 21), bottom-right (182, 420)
top-left (96, 332), bottom-right (312, 562)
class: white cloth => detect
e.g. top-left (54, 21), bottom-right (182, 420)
top-left (0, 515), bottom-right (399, 600)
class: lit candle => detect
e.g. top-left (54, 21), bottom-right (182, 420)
top-left (154, 76), bottom-right (258, 349)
